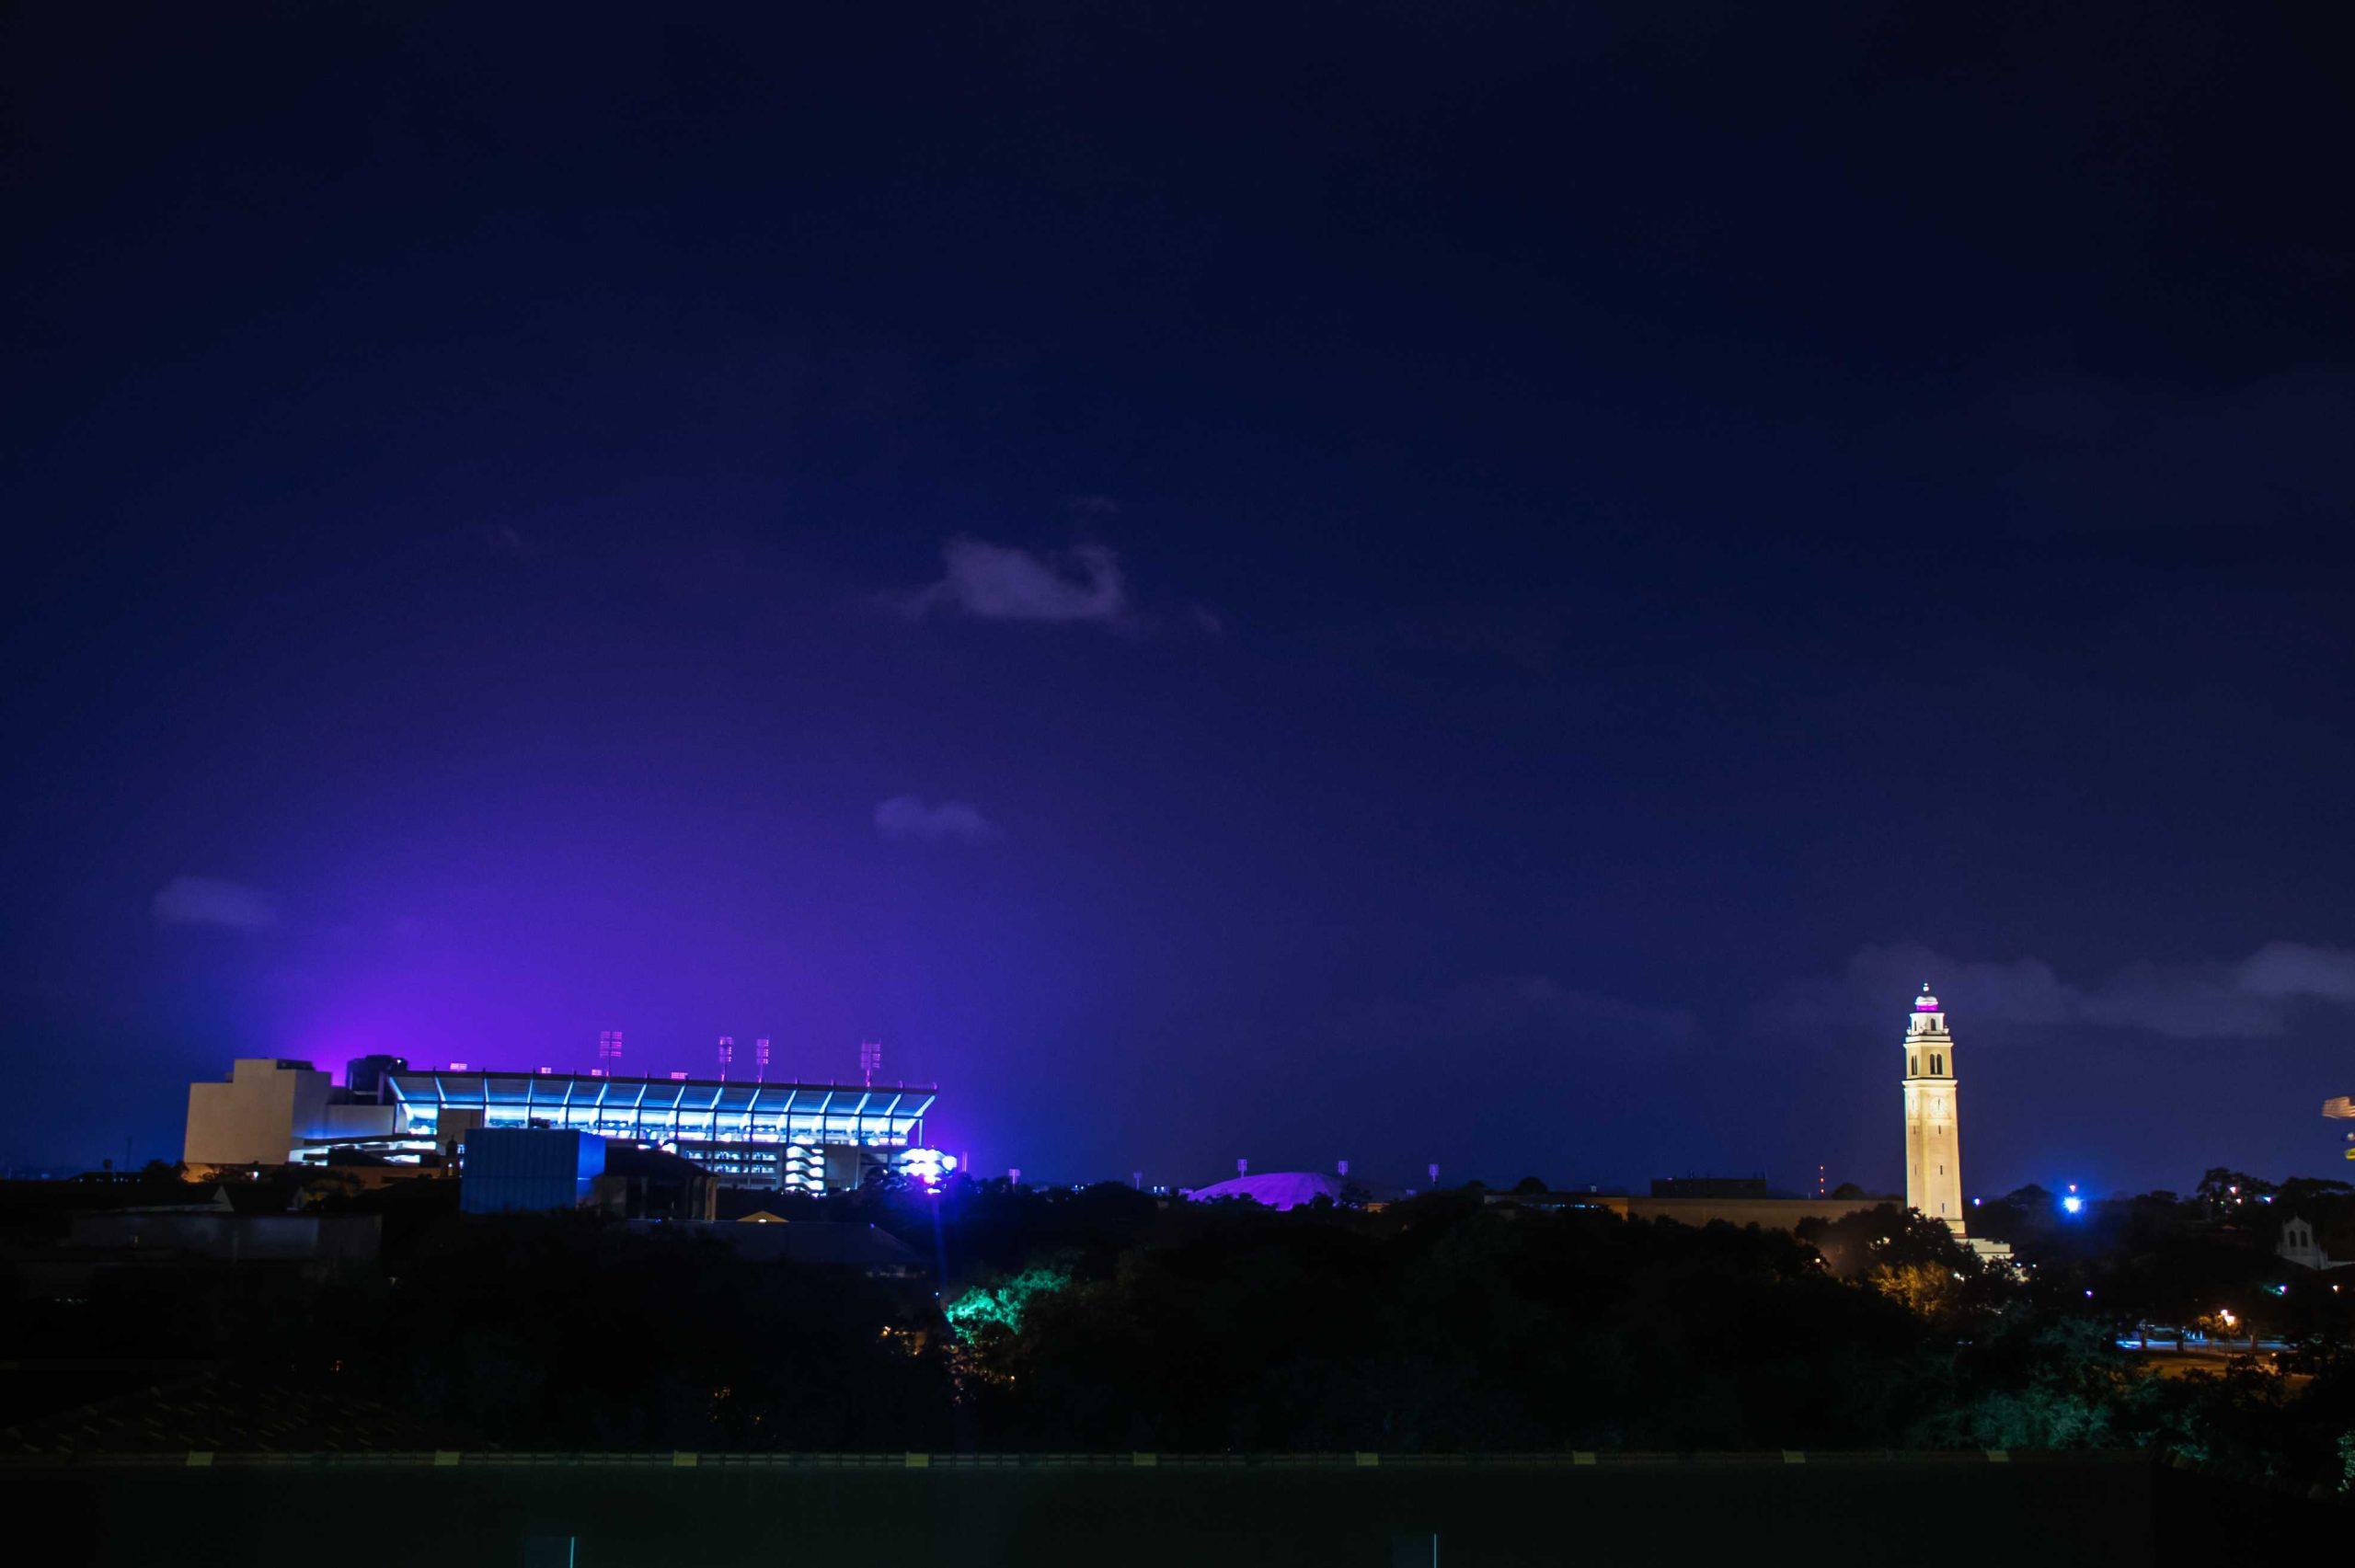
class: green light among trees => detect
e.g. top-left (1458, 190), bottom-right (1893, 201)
top-left (944, 1265), bottom-right (1072, 1340)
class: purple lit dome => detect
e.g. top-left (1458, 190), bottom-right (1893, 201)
top-left (1184, 1172), bottom-right (1343, 1211)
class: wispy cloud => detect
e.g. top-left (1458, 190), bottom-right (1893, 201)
top-left (152, 876), bottom-right (280, 933)
top-left (2237, 941), bottom-right (2355, 1003)
top-left (1766, 940), bottom-right (2355, 1041)
top-left (895, 538), bottom-right (1127, 624)
top-left (874, 795), bottom-right (1005, 845)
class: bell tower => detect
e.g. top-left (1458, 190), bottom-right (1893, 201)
top-left (1902, 983), bottom-right (1967, 1235)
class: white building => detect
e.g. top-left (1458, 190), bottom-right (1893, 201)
top-left (2277, 1216), bottom-right (2350, 1274)
top-left (184, 1059), bottom-right (388, 1166)
top-left (1901, 985), bottom-right (1966, 1234)
top-left (1901, 986), bottom-right (2011, 1265)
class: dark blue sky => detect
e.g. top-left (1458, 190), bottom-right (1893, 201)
top-left (6, 4), bottom-right (2353, 1194)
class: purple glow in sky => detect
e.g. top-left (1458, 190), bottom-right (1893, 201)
top-left (6, 7), bottom-right (2355, 1195)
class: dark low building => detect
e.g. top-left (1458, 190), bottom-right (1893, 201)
top-left (593, 1143), bottom-right (718, 1221)
top-left (1648, 1175), bottom-right (1771, 1198)
top-left (1485, 1185), bottom-right (1884, 1232)
top-left (63, 1205), bottom-right (382, 1265)
top-left (6, 1198), bottom-right (386, 1299)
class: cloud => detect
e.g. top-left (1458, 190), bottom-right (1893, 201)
top-left (896, 538), bottom-right (1127, 624)
top-left (152, 876), bottom-right (280, 933)
top-left (2234, 941), bottom-right (2355, 1004)
top-left (874, 795), bottom-right (1005, 845)
top-left (1767, 939), bottom-right (2355, 1041)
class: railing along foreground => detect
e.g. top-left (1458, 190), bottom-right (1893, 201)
top-left (0, 1447), bottom-right (2105, 1471)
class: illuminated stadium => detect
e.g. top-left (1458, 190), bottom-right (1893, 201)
top-left (184, 1058), bottom-right (945, 1194)
top-left (385, 1070), bottom-right (939, 1190)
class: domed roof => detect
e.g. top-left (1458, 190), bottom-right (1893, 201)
top-left (1184, 1171), bottom-right (1342, 1211)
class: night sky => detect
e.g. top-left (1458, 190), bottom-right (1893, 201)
top-left (7, 5), bottom-right (2354, 1196)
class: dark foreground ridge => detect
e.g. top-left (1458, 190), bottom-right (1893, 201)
top-left (4, 1448), bottom-right (2341, 1567)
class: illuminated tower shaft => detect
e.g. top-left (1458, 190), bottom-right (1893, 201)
top-left (1902, 985), bottom-right (1967, 1235)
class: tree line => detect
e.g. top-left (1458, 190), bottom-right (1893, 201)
top-left (3, 1169), bottom-right (2351, 1494)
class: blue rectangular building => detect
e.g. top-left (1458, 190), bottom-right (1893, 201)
top-left (460, 1127), bottom-right (606, 1214)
